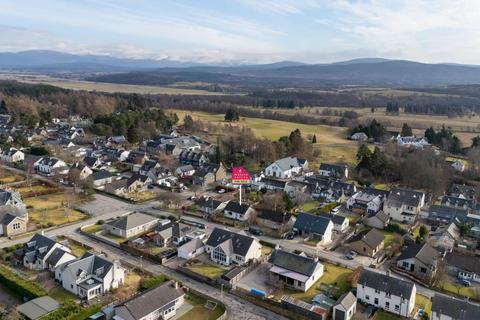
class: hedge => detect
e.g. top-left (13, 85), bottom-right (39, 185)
top-left (0, 264), bottom-right (47, 299)
top-left (259, 240), bottom-right (276, 248)
top-left (41, 300), bottom-right (101, 320)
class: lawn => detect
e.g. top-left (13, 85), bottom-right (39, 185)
top-left (178, 293), bottom-right (226, 320)
top-left (103, 232), bottom-right (128, 244)
top-left (48, 286), bottom-right (78, 303)
top-left (173, 109), bottom-right (359, 164)
top-left (439, 281), bottom-right (476, 299)
top-left (15, 184), bottom-right (52, 195)
top-left (82, 224), bottom-right (103, 234)
top-left (300, 201), bottom-right (320, 213)
top-left (381, 231), bottom-right (396, 248)
top-left (185, 261), bottom-right (226, 280)
top-left (29, 208), bottom-right (87, 227)
top-left (374, 310), bottom-right (403, 320)
top-left (128, 191), bottom-right (157, 202)
top-left (56, 236), bottom-right (91, 257)
top-left (415, 293), bottom-right (432, 317)
top-left (275, 263), bottom-right (353, 302)
top-left (25, 192), bottom-right (88, 227)
top-left (0, 174), bottom-right (25, 184)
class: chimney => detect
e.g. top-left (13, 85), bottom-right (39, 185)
top-left (174, 281), bottom-right (179, 289)
top-left (275, 244), bottom-right (281, 250)
top-left (40, 230), bottom-right (45, 236)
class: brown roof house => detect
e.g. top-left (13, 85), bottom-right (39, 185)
top-left (349, 228), bottom-right (384, 258)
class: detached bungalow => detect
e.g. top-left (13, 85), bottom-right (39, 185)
top-left (293, 212), bottom-right (334, 244)
top-left (105, 213), bottom-right (159, 239)
top-left (269, 248), bottom-right (324, 292)
top-left (113, 280), bottom-right (184, 320)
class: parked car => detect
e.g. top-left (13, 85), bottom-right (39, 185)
top-left (459, 279), bottom-right (472, 287)
top-left (218, 188), bottom-right (226, 194)
top-left (249, 227), bottom-right (263, 236)
top-left (345, 250), bottom-right (358, 260)
top-left (284, 232), bottom-right (295, 240)
top-left (331, 205), bottom-right (341, 214)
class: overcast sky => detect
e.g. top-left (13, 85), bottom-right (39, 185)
top-left (2, 0), bottom-right (480, 64)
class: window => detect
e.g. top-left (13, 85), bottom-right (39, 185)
top-left (212, 247), bottom-right (227, 263)
top-left (402, 261), bottom-right (409, 268)
top-left (395, 305), bottom-right (400, 312)
top-left (385, 302), bottom-right (390, 310)
top-left (12, 222), bottom-right (21, 230)
top-left (420, 267), bottom-right (427, 273)
top-left (385, 292), bottom-right (391, 298)
top-left (374, 298), bottom-right (379, 305)
top-left (365, 295), bottom-right (370, 300)
top-left (374, 289), bottom-right (380, 294)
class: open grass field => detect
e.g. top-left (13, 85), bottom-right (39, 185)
top-left (24, 193), bottom-right (88, 227)
top-left (275, 262), bottom-right (353, 302)
top-left (172, 109), bottom-right (360, 164)
top-left (0, 73), bottom-right (228, 95)
top-left (178, 293), bottom-right (226, 320)
top-left (249, 106), bottom-right (480, 146)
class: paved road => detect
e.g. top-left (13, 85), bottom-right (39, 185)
top-left (69, 232), bottom-right (287, 320)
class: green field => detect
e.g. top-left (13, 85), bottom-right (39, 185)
top-left (172, 109), bottom-right (359, 164)
top-left (0, 74), bottom-right (228, 96)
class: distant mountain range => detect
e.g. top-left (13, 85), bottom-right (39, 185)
top-left (4, 50), bottom-right (480, 87)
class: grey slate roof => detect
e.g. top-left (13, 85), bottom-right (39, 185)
top-left (432, 294), bottom-right (480, 319)
top-left (318, 213), bottom-right (347, 226)
top-left (334, 292), bottom-right (357, 310)
top-left (106, 212), bottom-right (157, 231)
top-left (450, 184), bottom-right (477, 200)
top-left (358, 269), bottom-right (415, 299)
top-left (319, 163), bottom-right (346, 174)
top-left (269, 249), bottom-right (321, 276)
top-left (273, 156), bottom-right (303, 171)
top-left (91, 170), bottom-right (113, 181)
top-left (115, 281), bottom-right (184, 320)
top-left (21, 233), bottom-right (58, 260)
top-left (224, 201), bottom-right (250, 215)
top-left (206, 227), bottom-right (256, 256)
top-left (45, 247), bottom-right (71, 267)
top-left (349, 228), bottom-right (384, 249)
top-left (259, 209), bottom-right (292, 224)
top-left (445, 252), bottom-right (480, 275)
top-left (387, 188), bottom-right (424, 207)
top-left (441, 195), bottom-right (475, 209)
top-left (397, 243), bottom-right (438, 266)
top-left (62, 252), bottom-right (114, 280)
top-left (294, 212), bottom-right (332, 235)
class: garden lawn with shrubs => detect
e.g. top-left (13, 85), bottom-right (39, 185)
top-left (0, 264), bottom-right (47, 299)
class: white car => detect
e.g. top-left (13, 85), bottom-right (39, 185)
top-left (218, 189), bottom-right (226, 194)
top-left (331, 205), bottom-right (341, 214)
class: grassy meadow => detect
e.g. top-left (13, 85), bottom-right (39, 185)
top-left (172, 109), bottom-right (360, 164)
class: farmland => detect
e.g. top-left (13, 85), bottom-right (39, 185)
top-left (0, 73), bottom-right (228, 95)
top-left (172, 109), bottom-right (360, 164)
